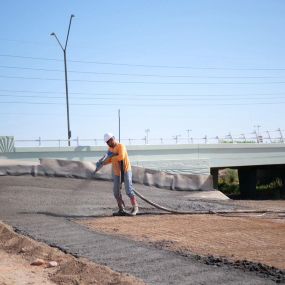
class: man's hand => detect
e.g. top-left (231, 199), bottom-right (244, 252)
top-left (94, 151), bottom-right (118, 174)
top-left (96, 161), bottom-right (102, 169)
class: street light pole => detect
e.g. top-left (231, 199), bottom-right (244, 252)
top-left (145, 129), bottom-right (150, 144)
top-left (51, 14), bottom-right (75, 146)
top-left (173, 134), bottom-right (181, 144)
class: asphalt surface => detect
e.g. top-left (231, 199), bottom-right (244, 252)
top-left (0, 175), bottom-right (279, 285)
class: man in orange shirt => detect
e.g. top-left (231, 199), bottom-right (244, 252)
top-left (97, 132), bottom-right (139, 216)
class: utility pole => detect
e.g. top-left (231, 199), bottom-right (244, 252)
top-left (186, 129), bottom-right (192, 144)
top-left (51, 15), bottom-right (75, 146)
top-left (145, 128), bottom-right (150, 144)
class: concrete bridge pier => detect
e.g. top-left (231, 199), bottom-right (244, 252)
top-left (238, 167), bottom-right (257, 199)
top-left (210, 168), bottom-right (219, 189)
top-left (280, 171), bottom-right (285, 197)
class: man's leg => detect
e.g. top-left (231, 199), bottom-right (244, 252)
top-left (124, 171), bottom-right (139, 216)
top-left (113, 175), bottom-right (126, 215)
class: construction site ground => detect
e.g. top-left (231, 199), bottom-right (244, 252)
top-left (0, 175), bottom-right (284, 284)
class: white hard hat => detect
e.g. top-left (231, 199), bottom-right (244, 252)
top-left (104, 132), bottom-right (114, 143)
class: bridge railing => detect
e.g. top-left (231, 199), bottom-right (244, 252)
top-left (13, 134), bottom-right (285, 148)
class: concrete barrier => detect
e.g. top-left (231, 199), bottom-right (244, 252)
top-left (131, 165), bottom-right (212, 191)
top-left (0, 158), bottom-right (213, 191)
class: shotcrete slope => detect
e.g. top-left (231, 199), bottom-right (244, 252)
top-left (0, 176), bottom-right (281, 284)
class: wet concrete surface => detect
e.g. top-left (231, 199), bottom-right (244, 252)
top-left (0, 176), bottom-right (281, 284)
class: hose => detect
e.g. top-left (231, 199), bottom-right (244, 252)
top-left (133, 189), bottom-right (285, 216)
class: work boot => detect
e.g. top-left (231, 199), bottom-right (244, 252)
top-left (129, 196), bottom-right (139, 216)
top-left (113, 208), bottom-right (128, 216)
top-left (130, 205), bottom-right (139, 216)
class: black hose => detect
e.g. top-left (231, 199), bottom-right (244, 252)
top-left (134, 189), bottom-right (285, 215)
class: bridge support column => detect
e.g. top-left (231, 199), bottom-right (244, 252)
top-left (238, 167), bottom-right (257, 199)
top-left (210, 168), bottom-right (219, 189)
top-left (281, 172), bottom-right (285, 197)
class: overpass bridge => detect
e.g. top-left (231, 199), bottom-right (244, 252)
top-left (1, 142), bottom-right (285, 198)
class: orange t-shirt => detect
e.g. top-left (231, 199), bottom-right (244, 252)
top-left (106, 143), bottom-right (131, 176)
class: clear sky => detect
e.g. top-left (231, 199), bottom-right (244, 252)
top-left (0, 0), bottom-right (285, 145)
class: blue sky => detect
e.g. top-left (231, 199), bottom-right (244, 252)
top-left (0, 0), bottom-right (285, 145)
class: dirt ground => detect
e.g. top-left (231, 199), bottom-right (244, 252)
top-left (1, 198), bottom-right (285, 284)
top-left (79, 210), bottom-right (285, 271)
top-left (0, 222), bottom-right (146, 285)
top-left (0, 249), bottom-right (57, 285)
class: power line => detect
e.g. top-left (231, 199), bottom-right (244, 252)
top-left (0, 75), bottom-right (61, 81)
top-left (0, 54), bottom-right (61, 62)
top-left (0, 65), bottom-right (64, 73)
top-left (0, 38), bottom-right (52, 46)
top-left (1, 53), bottom-right (285, 71)
top-left (0, 94), bottom-right (284, 101)
top-left (0, 89), bottom-right (284, 97)
top-left (2, 75), bottom-right (285, 85)
top-left (1, 100), bottom-right (285, 106)
top-left (1, 64), bottom-right (285, 79)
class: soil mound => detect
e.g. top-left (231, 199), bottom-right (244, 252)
top-left (0, 221), bottom-right (145, 285)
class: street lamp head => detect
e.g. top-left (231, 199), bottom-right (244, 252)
top-left (71, 14), bottom-right (75, 18)
top-left (50, 32), bottom-right (55, 36)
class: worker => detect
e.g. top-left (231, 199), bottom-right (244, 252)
top-left (98, 132), bottom-right (139, 216)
